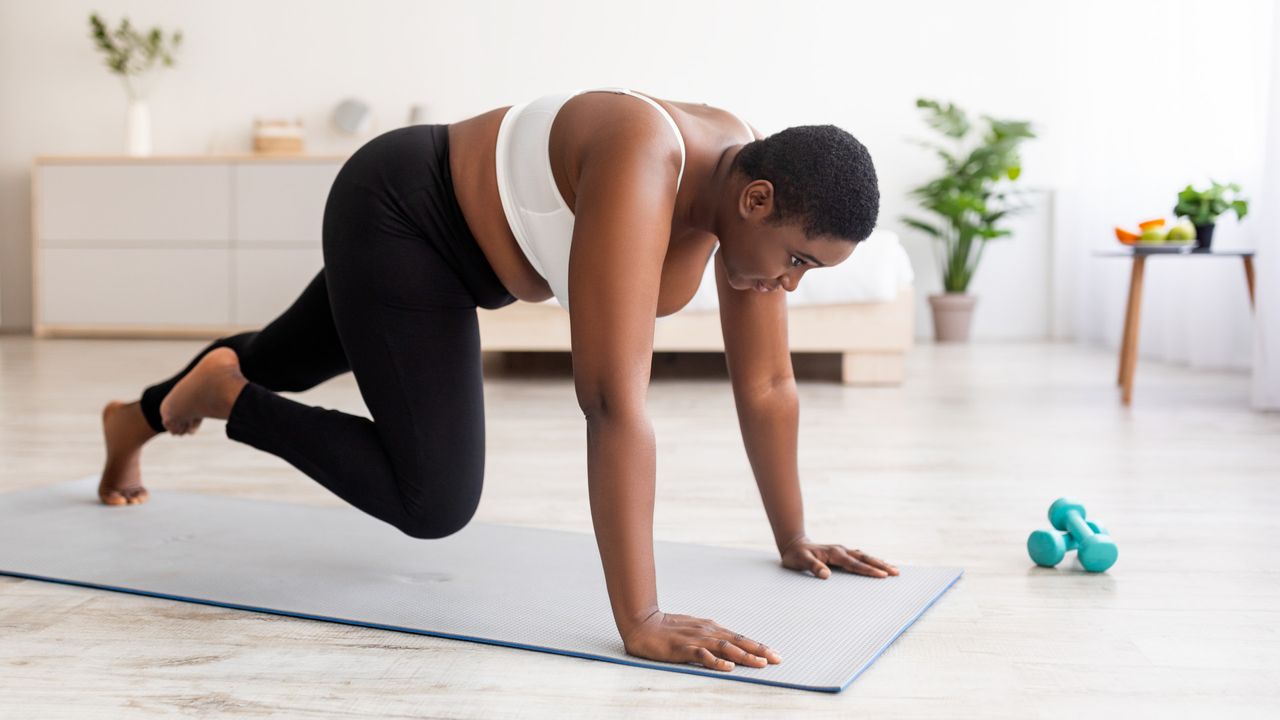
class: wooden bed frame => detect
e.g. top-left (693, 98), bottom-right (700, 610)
top-left (477, 286), bottom-right (915, 385)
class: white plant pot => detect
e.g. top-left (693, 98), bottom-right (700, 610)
top-left (126, 98), bottom-right (152, 156)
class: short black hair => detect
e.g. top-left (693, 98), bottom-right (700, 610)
top-left (729, 124), bottom-right (879, 242)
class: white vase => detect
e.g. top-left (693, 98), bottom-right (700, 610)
top-left (126, 98), bottom-right (152, 156)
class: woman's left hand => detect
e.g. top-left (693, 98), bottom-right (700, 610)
top-left (779, 537), bottom-right (899, 579)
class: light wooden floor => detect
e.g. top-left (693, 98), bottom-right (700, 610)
top-left (2, 336), bottom-right (1278, 718)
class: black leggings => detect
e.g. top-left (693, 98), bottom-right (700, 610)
top-left (138, 124), bottom-right (518, 539)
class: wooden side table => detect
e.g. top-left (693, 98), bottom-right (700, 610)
top-left (1093, 247), bottom-right (1256, 405)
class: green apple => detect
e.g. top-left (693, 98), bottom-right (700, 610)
top-left (1167, 220), bottom-right (1196, 243)
top-left (1138, 227), bottom-right (1168, 244)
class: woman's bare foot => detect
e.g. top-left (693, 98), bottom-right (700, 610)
top-left (99, 400), bottom-right (160, 506)
top-left (159, 347), bottom-right (248, 436)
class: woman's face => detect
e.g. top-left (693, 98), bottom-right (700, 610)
top-left (715, 178), bottom-right (857, 293)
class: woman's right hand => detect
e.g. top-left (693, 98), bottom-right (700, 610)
top-left (620, 610), bottom-right (782, 671)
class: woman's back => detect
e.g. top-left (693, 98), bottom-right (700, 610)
top-left (445, 90), bottom-right (756, 312)
top-left (496, 87), bottom-right (704, 312)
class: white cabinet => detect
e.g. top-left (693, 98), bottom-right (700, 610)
top-left (38, 164), bottom-right (233, 244)
top-left (234, 164), bottom-right (338, 244)
top-left (33, 155), bottom-right (345, 336)
top-left (39, 248), bottom-right (231, 326)
top-left (232, 246), bottom-right (325, 326)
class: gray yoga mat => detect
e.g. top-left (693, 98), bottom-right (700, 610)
top-left (0, 477), bottom-right (962, 692)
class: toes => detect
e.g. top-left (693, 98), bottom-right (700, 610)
top-left (100, 486), bottom-right (148, 505)
top-left (100, 491), bottom-right (126, 506)
top-left (164, 415), bottom-right (202, 435)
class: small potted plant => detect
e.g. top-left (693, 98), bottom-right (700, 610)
top-left (1173, 181), bottom-right (1248, 250)
top-left (88, 13), bottom-right (183, 156)
top-left (902, 99), bottom-right (1036, 342)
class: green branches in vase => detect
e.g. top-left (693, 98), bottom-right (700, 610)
top-left (88, 12), bottom-right (183, 156)
top-left (89, 13), bottom-right (183, 100)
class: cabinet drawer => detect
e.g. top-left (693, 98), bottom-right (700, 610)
top-left (38, 165), bottom-right (232, 243)
top-left (38, 248), bottom-right (231, 325)
top-left (232, 247), bottom-right (325, 326)
top-left (234, 163), bottom-right (343, 244)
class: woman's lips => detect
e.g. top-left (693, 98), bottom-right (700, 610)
top-left (755, 281), bottom-right (777, 292)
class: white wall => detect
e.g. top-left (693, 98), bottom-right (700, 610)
top-left (1253, 4), bottom-right (1280, 410)
top-left (0, 0), bottom-right (1274, 365)
top-left (1049, 1), bottom-right (1274, 371)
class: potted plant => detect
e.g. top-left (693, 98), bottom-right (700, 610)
top-left (902, 99), bottom-right (1036, 342)
top-left (1173, 181), bottom-right (1248, 250)
top-left (88, 13), bottom-right (183, 156)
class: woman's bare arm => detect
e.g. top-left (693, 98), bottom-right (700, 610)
top-left (713, 223), bottom-right (899, 582)
top-left (566, 101), bottom-right (779, 671)
top-left (712, 248), bottom-right (808, 552)
top-left (567, 106), bottom-right (677, 636)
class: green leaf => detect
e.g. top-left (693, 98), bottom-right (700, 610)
top-left (86, 13), bottom-right (183, 77)
top-left (902, 217), bottom-right (942, 237)
top-left (916, 98), bottom-right (970, 139)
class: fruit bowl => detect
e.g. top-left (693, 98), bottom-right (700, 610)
top-left (1116, 217), bottom-right (1196, 247)
top-left (1132, 242), bottom-right (1196, 253)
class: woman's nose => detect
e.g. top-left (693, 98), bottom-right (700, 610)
top-left (777, 269), bottom-right (807, 292)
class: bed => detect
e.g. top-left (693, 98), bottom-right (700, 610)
top-left (476, 229), bottom-right (915, 385)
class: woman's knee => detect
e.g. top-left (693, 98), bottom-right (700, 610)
top-left (393, 469), bottom-right (484, 540)
top-left (395, 500), bottom-right (479, 539)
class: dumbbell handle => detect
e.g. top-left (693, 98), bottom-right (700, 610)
top-left (1063, 509), bottom-right (1119, 572)
top-left (1049, 521), bottom-right (1107, 550)
top-left (1064, 510), bottom-right (1096, 543)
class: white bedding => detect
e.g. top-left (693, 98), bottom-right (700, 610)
top-left (535, 229), bottom-right (914, 312)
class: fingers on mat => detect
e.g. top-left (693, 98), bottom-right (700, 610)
top-left (688, 645), bottom-right (734, 671)
top-left (805, 551), bottom-right (830, 578)
top-left (846, 548), bottom-right (900, 576)
top-left (712, 635), bottom-right (768, 668)
top-left (835, 548), bottom-right (888, 577)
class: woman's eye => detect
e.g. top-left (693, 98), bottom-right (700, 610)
top-left (790, 255), bottom-right (805, 268)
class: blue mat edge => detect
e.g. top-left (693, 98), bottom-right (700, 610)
top-left (838, 567), bottom-right (963, 691)
top-left (0, 567), bottom-right (963, 693)
top-left (0, 479), bottom-right (964, 693)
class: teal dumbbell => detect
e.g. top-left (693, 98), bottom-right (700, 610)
top-left (1027, 522), bottom-right (1107, 567)
top-left (1026, 498), bottom-right (1118, 572)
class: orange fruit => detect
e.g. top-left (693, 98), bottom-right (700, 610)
top-left (1115, 227), bottom-right (1140, 244)
top-left (1137, 218), bottom-right (1166, 231)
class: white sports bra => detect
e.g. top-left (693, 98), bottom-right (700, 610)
top-left (493, 87), bottom-right (753, 311)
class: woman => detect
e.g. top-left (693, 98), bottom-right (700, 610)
top-left (96, 87), bottom-right (897, 673)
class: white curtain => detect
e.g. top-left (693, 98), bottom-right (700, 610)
top-left (1050, 1), bottom-right (1273, 372)
top-left (1253, 4), bottom-right (1280, 411)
